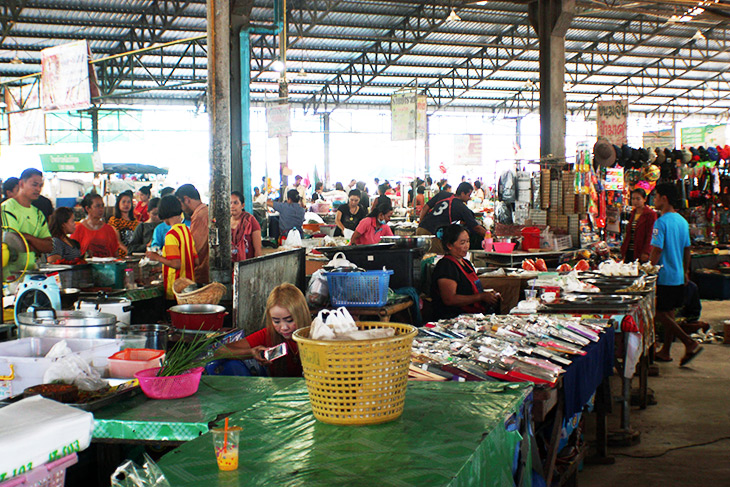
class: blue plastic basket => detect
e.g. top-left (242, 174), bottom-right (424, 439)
top-left (326, 270), bottom-right (393, 307)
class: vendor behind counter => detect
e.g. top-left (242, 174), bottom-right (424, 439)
top-left (430, 224), bottom-right (500, 320)
top-left (416, 182), bottom-right (486, 254)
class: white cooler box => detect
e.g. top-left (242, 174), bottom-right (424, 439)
top-left (0, 337), bottom-right (121, 400)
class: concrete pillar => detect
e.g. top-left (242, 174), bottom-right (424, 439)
top-left (528, 0), bottom-right (574, 161)
top-left (323, 112), bottom-right (330, 189)
top-left (230, 16), bottom-right (244, 195)
top-left (207, 0), bottom-right (232, 286)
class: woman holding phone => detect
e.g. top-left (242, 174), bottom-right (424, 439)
top-left (218, 283), bottom-right (310, 377)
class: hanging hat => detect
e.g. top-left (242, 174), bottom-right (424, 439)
top-left (593, 139), bottom-right (617, 167)
top-left (720, 144), bottom-right (730, 161)
top-left (707, 146), bottom-right (719, 162)
top-left (698, 146), bottom-right (710, 162)
top-left (613, 145), bottom-right (622, 163)
top-left (720, 145), bottom-right (730, 161)
top-left (617, 144), bottom-right (631, 168)
top-left (672, 149), bottom-right (683, 162)
top-left (655, 148), bottom-right (666, 165)
top-left (643, 164), bottom-right (661, 182)
top-left (648, 148), bottom-right (657, 163)
top-left (684, 147), bottom-right (695, 166)
top-left (664, 148), bottom-right (673, 162)
top-left (625, 169), bottom-right (641, 184)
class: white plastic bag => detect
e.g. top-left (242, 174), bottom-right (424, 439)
top-left (343, 228), bottom-right (354, 240)
top-left (327, 252), bottom-right (356, 269)
top-left (306, 269), bottom-right (329, 307)
top-left (43, 341), bottom-right (107, 391)
top-left (285, 228), bottom-right (303, 247)
top-left (311, 310), bottom-right (336, 340)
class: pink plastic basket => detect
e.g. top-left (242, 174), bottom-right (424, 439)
top-left (134, 367), bottom-right (203, 400)
top-left (0, 454), bottom-right (77, 487)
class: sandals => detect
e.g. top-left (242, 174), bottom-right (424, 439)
top-left (654, 355), bottom-right (673, 363)
top-left (679, 346), bottom-right (704, 367)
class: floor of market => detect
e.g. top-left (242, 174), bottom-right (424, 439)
top-left (580, 299), bottom-right (730, 487)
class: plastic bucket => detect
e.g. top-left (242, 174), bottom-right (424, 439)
top-left (521, 227), bottom-right (541, 251)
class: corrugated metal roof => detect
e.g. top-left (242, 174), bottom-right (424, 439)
top-left (1, 0), bottom-right (730, 118)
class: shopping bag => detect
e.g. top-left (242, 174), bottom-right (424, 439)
top-left (306, 269), bottom-right (329, 307)
top-left (285, 228), bottom-right (303, 247)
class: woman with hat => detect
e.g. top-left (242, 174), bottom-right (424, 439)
top-left (620, 188), bottom-right (657, 263)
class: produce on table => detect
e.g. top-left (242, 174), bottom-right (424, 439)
top-left (522, 259), bottom-right (536, 271)
top-left (557, 263), bottom-right (573, 272)
top-left (574, 260), bottom-right (590, 272)
top-left (157, 329), bottom-right (221, 377)
top-left (534, 258), bottom-right (548, 272)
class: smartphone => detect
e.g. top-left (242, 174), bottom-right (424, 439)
top-left (263, 343), bottom-right (288, 362)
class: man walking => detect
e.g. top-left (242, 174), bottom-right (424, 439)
top-left (650, 182), bottom-right (702, 366)
top-left (175, 184), bottom-right (209, 284)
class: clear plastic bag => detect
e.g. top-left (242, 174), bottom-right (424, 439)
top-left (111, 453), bottom-right (170, 487)
top-left (42, 341), bottom-right (107, 391)
top-left (306, 269), bottom-right (329, 307)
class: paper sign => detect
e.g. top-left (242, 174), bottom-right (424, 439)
top-left (605, 167), bottom-right (624, 191)
top-left (41, 40), bottom-right (98, 112)
top-left (266, 104), bottom-right (292, 138)
top-left (596, 99), bottom-right (629, 145)
top-left (6, 85), bottom-right (46, 145)
top-left (643, 128), bottom-right (675, 148)
top-left (454, 134), bottom-right (482, 166)
top-left (391, 92), bottom-right (426, 141)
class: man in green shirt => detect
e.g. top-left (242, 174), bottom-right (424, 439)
top-left (1, 168), bottom-right (53, 267)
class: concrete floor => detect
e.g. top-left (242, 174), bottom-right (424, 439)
top-left (578, 300), bottom-right (730, 487)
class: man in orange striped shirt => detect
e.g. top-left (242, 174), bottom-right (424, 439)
top-left (146, 196), bottom-right (198, 300)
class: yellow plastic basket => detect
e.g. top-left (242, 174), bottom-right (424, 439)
top-left (293, 321), bottom-right (417, 425)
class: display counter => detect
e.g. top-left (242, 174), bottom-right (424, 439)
top-left (156, 380), bottom-right (533, 487)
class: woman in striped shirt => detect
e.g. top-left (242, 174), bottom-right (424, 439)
top-left (146, 196), bottom-right (198, 300)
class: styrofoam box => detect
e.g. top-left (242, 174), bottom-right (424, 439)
top-left (0, 337), bottom-right (121, 400)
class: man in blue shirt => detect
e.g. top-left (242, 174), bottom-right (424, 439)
top-left (650, 182), bottom-right (702, 366)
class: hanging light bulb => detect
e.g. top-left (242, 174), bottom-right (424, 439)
top-left (446, 8), bottom-right (461, 22)
top-left (693, 30), bottom-right (705, 41)
top-left (271, 58), bottom-right (285, 72)
top-left (297, 68), bottom-right (307, 78)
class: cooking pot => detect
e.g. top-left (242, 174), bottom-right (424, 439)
top-left (169, 304), bottom-right (228, 331)
top-left (75, 293), bottom-right (132, 326)
top-left (60, 288), bottom-right (80, 309)
top-left (129, 324), bottom-right (171, 351)
top-left (379, 235), bottom-right (434, 250)
top-left (17, 309), bottom-right (118, 339)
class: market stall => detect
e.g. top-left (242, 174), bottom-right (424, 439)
top-left (155, 379), bottom-right (533, 487)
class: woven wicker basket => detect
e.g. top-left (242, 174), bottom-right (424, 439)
top-left (173, 278), bottom-right (227, 305)
top-left (293, 321), bottom-right (417, 425)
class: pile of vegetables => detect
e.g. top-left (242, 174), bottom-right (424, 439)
top-left (157, 330), bottom-right (221, 377)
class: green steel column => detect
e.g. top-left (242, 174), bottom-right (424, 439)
top-left (240, 28), bottom-right (253, 214)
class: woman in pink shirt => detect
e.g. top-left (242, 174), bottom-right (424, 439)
top-left (351, 202), bottom-right (393, 245)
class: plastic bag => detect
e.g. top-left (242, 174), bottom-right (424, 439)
top-left (111, 453), bottom-right (170, 487)
top-left (311, 310), bottom-right (336, 340)
top-left (42, 341), bottom-right (107, 391)
top-left (343, 228), bottom-right (354, 240)
top-left (326, 252), bottom-right (356, 269)
top-left (306, 269), bottom-right (329, 307)
top-left (284, 228), bottom-right (302, 247)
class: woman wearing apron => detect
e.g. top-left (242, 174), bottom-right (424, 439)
top-left (431, 224), bottom-right (500, 320)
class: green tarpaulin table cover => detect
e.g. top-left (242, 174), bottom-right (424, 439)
top-left (157, 379), bottom-right (532, 487)
top-left (93, 377), bottom-right (299, 442)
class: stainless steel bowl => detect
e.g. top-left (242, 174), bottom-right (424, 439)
top-left (380, 235), bottom-right (435, 249)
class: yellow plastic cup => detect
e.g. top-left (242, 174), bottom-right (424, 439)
top-left (212, 426), bottom-right (241, 471)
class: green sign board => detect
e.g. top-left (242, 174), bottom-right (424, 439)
top-left (681, 124), bottom-right (726, 148)
top-left (39, 153), bottom-right (102, 172)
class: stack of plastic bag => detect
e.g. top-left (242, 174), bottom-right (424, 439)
top-left (310, 308), bottom-right (395, 341)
